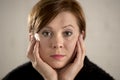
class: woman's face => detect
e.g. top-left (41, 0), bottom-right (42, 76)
top-left (38, 11), bottom-right (80, 69)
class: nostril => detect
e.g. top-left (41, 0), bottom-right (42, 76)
top-left (52, 43), bottom-right (63, 49)
top-left (53, 45), bottom-right (63, 48)
top-left (60, 46), bottom-right (62, 48)
top-left (53, 46), bottom-right (57, 48)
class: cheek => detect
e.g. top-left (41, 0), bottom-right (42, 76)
top-left (65, 37), bottom-right (78, 55)
top-left (39, 38), bottom-right (50, 55)
top-left (38, 39), bottom-right (51, 62)
top-left (40, 40), bottom-right (48, 49)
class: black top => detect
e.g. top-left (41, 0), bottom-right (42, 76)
top-left (2, 56), bottom-right (114, 80)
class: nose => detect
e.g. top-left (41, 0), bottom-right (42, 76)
top-left (51, 36), bottom-right (63, 49)
top-left (52, 43), bottom-right (63, 49)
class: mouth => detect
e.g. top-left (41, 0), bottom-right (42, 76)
top-left (50, 54), bottom-right (65, 60)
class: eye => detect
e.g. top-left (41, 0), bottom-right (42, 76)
top-left (42, 31), bottom-right (52, 37)
top-left (63, 31), bottom-right (73, 37)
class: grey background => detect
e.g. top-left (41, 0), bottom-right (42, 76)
top-left (0, 0), bottom-right (120, 79)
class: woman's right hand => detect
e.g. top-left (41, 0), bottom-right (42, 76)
top-left (27, 35), bottom-right (57, 80)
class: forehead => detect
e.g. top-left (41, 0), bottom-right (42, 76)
top-left (46, 11), bottom-right (78, 29)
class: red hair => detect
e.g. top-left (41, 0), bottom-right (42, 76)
top-left (28, 0), bottom-right (86, 39)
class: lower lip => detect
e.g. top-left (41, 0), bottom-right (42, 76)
top-left (51, 55), bottom-right (65, 60)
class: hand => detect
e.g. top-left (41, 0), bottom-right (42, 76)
top-left (58, 34), bottom-right (86, 80)
top-left (27, 34), bottom-right (57, 80)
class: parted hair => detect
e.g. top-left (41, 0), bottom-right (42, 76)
top-left (28, 0), bottom-right (86, 39)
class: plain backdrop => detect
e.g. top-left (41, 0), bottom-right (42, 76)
top-left (0, 0), bottom-right (120, 80)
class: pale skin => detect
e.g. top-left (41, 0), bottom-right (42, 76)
top-left (27, 11), bottom-right (86, 80)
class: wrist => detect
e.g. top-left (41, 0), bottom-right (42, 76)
top-left (45, 78), bottom-right (57, 80)
top-left (58, 76), bottom-right (73, 80)
top-left (44, 76), bottom-right (58, 80)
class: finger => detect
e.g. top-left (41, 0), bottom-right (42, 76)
top-left (72, 40), bottom-right (81, 65)
top-left (27, 35), bottom-right (36, 62)
top-left (34, 41), bottom-right (41, 62)
top-left (75, 40), bottom-right (82, 62)
top-left (33, 41), bottom-right (44, 67)
top-left (29, 33), bottom-right (33, 41)
top-left (70, 44), bottom-right (77, 62)
top-left (79, 34), bottom-right (86, 62)
top-left (33, 41), bottom-right (52, 70)
top-left (74, 35), bottom-right (85, 65)
top-left (72, 35), bottom-right (84, 68)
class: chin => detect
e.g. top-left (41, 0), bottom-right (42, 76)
top-left (52, 65), bottom-right (63, 69)
top-left (49, 62), bottom-right (66, 69)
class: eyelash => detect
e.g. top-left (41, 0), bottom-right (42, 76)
top-left (63, 31), bottom-right (73, 37)
top-left (41, 30), bottom-right (73, 37)
top-left (42, 31), bottom-right (52, 37)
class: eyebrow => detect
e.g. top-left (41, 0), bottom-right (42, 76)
top-left (62, 24), bottom-right (74, 29)
top-left (43, 24), bottom-right (74, 29)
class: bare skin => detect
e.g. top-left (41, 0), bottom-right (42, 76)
top-left (27, 33), bottom-right (85, 80)
top-left (27, 11), bottom-right (86, 80)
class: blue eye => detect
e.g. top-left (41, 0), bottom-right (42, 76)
top-left (63, 31), bottom-right (73, 37)
top-left (42, 31), bottom-right (52, 37)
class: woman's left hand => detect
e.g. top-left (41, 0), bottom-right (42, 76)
top-left (58, 35), bottom-right (86, 80)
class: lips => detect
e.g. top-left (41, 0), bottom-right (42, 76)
top-left (50, 54), bottom-right (65, 60)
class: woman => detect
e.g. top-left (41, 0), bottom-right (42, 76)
top-left (3, 0), bottom-right (114, 80)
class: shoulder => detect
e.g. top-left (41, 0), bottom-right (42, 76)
top-left (75, 56), bottom-right (114, 80)
top-left (2, 62), bottom-right (44, 80)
